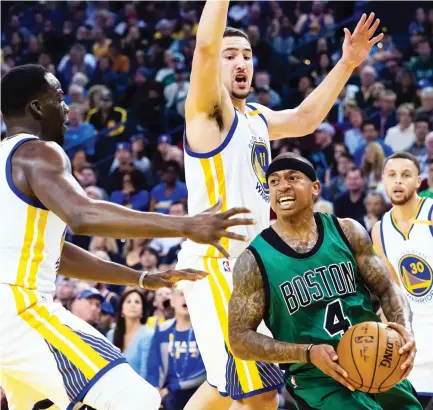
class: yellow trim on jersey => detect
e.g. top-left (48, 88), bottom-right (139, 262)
top-left (248, 110), bottom-right (262, 117)
top-left (200, 159), bottom-right (217, 206)
top-left (214, 154), bottom-right (229, 253)
top-left (391, 197), bottom-right (426, 240)
top-left (413, 220), bottom-right (433, 225)
top-left (28, 210), bottom-right (48, 289)
top-left (16, 206), bottom-right (37, 287)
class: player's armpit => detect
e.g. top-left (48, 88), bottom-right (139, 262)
top-left (228, 249), bottom-right (309, 363)
top-left (338, 218), bottom-right (413, 330)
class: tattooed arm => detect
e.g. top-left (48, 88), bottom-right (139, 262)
top-left (228, 249), bottom-right (309, 363)
top-left (339, 218), bottom-right (416, 376)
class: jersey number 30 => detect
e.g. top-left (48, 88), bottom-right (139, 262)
top-left (324, 300), bottom-right (351, 337)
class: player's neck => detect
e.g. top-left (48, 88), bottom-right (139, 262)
top-left (5, 120), bottom-right (42, 140)
top-left (273, 209), bottom-right (316, 239)
top-left (231, 97), bottom-right (247, 114)
top-left (392, 195), bottom-right (422, 222)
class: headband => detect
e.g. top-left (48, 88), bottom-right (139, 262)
top-left (265, 157), bottom-right (317, 182)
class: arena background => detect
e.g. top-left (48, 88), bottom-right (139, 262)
top-left (1, 1), bottom-right (433, 409)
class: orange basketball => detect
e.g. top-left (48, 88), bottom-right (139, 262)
top-left (336, 322), bottom-right (407, 393)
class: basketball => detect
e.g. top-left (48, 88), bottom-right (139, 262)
top-left (337, 322), bottom-right (407, 393)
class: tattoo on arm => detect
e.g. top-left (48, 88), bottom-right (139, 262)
top-left (228, 249), bottom-right (309, 363)
top-left (339, 218), bottom-right (413, 330)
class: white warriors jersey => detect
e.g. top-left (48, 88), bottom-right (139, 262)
top-left (0, 134), bottom-right (67, 294)
top-left (380, 196), bottom-right (433, 394)
top-left (182, 103), bottom-right (271, 258)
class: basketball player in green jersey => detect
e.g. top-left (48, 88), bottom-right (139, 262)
top-left (228, 153), bottom-right (422, 410)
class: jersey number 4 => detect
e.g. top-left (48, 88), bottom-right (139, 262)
top-left (324, 300), bottom-right (351, 337)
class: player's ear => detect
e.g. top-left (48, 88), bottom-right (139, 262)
top-left (28, 99), bottom-right (43, 119)
top-left (312, 180), bottom-right (321, 197)
top-left (416, 174), bottom-right (422, 188)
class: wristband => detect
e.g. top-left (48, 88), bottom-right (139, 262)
top-left (306, 344), bottom-right (314, 363)
top-left (139, 271), bottom-right (149, 289)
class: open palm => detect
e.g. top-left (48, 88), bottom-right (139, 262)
top-left (342, 13), bottom-right (384, 68)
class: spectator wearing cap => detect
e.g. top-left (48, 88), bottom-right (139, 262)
top-left (150, 160), bottom-right (187, 215)
top-left (247, 71), bottom-right (281, 109)
top-left (85, 88), bottom-right (127, 138)
top-left (107, 289), bottom-right (154, 380)
top-left (408, 116), bottom-right (431, 161)
top-left (64, 105), bottom-right (97, 159)
top-left (353, 121), bottom-right (393, 167)
top-left (154, 134), bottom-right (184, 170)
top-left (416, 86), bottom-right (433, 125)
top-left (70, 288), bottom-right (103, 328)
top-left (385, 103), bottom-right (416, 152)
top-left (369, 90), bottom-right (398, 139)
top-left (107, 142), bottom-right (147, 194)
top-left (164, 65), bottom-right (190, 123)
top-left (109, 171), bottom-right (150, 212)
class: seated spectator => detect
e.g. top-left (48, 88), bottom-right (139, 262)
top-left (150, 202), bottom-right (187, 257)
top-left (344, 107), bottom-right (365, 155)
top-left (87, 84), bottom-right (108, 111)
top-left (155, 134), bottom-right (184, 168)
top-left (416, 86), bottom-right (433, 125)
top-left (150, 161), bottom-right (188, 214)
top-left (420, 132), bottom-right (433, 177)
top-left (407, 38), bottom-right (433, 82)
top-left (85, 185), bottom-right (105, 201)
top-left (370, 34), bottom-right (402, 67)
top-left (109, 171), bottom-right (150, 212)
top-left (358, 192), bottom-right (387, 235)
top-left (64, 105), bottom-right (96, 159)
top-left (107, 289), bottom-right (154, 379)
top-left (311, 52), bottom-right (333, 86)
top-left (124, 239), bottom-right (147, 269)
top-left (408, 116), bottom-right (431, 160)
top-left (71, 149), bottom-right (90, 182)
top-left (333, 168), bottom-right (367, 220)
top-left (66, 84), bottom-right (87, 110)
top-left (156, 50), bottom-right (185, 86)
top-left (54, 277), bottom-right (76, 309)
top-left (89, 236), bottom-right (120, 261)
top-left (355, 65), bottom-right (377, 110)
top-left (325, 153), bottom-right (354, 203)
top-left (293, 1), bottom-right (334, 41)
top-left (79, 165), bottom-right (98, 189)
top-left (129, 134), bottom-right (152, 177)
top-left (419, 158), bottom-right (433, 198)
top-left (147, 289), bottom-right (206, 410)
top-left (247, 70), bottom-right (281, 109)
top-left (147, 286), bottom-right (172, 329)
top-left (395, 71), bottom-right (419, 106)
top-left (92, 27), bottom-right (111, 58)
top-left (99, 301), bottom-right (116, 336)
top-left (408, 7), bottom-right (426, 35)
top-left (353, 121), bottom-right (393, 167)
top-left (313, 196), bottom-right (334, 214)
top-left (69, 288), bottom-right (102, 329)
top-left (385, 103), bottom-right (416, 152)
top-left (90, 55), bottom-right (118, 90)
top-left (164, 65), bottom-right (190, 120)
top-left (307, 122), bottom-right (335, 182)
top-left (86, 88), bottom-right (127, 138)
top-left (361, 142), bottom-right (389, 203)
top-left (369, 90), bottom-right (398, 139)
top-left (109, 39), bottom-right (130, 73)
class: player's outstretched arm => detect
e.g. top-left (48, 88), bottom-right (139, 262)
top-left (21, 141), bottom-right (254, 257)
top-left (260, 13), bottom-right (383, 140)
top-left (339, 218), bottom-right (416, 377)
top-left (229, 249), bottom-right (310, 363)
top-left (59, 241), bottom-right (207, 290)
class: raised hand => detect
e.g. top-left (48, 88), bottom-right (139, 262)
top-left (310, 344), bottom-right (355, 391)
top-left (342, 12), bottom-right (384, 68)
top-left (185, 197), bottom-right (256, 258)
top-left (142, 268), bottom-right (208, 290)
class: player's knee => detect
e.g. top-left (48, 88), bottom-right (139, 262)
top-left (236, 390), bottom-right (279, 410)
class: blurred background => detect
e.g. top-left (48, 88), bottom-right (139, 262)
top-left (1, 1), bottom-right (433, 409)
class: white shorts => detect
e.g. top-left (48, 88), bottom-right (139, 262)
top-left (176, 252), bottom-right (284, 400)
top-left (0, 284), bottom-right (126, 409)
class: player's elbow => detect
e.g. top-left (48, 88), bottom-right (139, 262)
top-left (229, 330), bottom-right (250, 360)
top-left (66, 202), bottom-right (98, 235)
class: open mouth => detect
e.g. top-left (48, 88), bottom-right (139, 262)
top-left (392, 188), bottom-right (404, 195)
top-left (235, 73), bottom-right (247, 87)
top-left (278, 196), bottom-right (295, 205)
top-left (182, 303), bottom-right (188, 308)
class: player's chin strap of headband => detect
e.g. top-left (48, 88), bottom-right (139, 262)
top-left (265, 157), bottom-right (317, 182)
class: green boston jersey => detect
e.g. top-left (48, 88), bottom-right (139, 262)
top-left (248, 213), bottom-right (380, 374)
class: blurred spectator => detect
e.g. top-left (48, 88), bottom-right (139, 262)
top-left (154, 134), bottom-right (184, 170)
top-left (54, 277), bottom-right (76, 309)
top-left (85, 185), bottom-right (105, 201)
top-left (334, 168), bottom-right (366, 220)
top-left (416, 86), bottom-right (433, 125)
top-left (70, 288), bottom-right (102, 328)
top-left (370, 35), bottom-right (402, 67)
top-left (92, 27), bottom-right (111, 58)
top-left (362, 142), bottom-right (388, 200)
top-left (21, 35), bottom-right (41, 65)
top-left (164, 65), bottom-right (190, 119)
top-left (385, 103), bottom-right (416, 152)
top-left (64, 105), bottom-right (97, 159)
top-left (150, 160), bottom-right (188, 214)
top-left (408, 116), bottom-right (431, 160)
top-left (355, 65), bottom-right (377, 110)
top-left (156, 50), bottom-right (185, 86)
top-left (147, 286), bottom-right (171, 329)
top-left (246, 25), bottom-right (272, 71)
top-left (421, 132), bottom-right (433, 177)
top-left (353, 121), bottom-right (393, 167)
top-left (109, 171), bottom-right (150, 211)
top-left (147, 289), bottom-right (206, 410)
top-left (269, 15), bottom-right (295, 56)
top-left (247, 71), bottom-right (281, 109)
top-left (419, 157), bottom-right (433, 198)
top-left (408, 7), bottom-right (426, 35)
top-left (109, 39), bottom-right (130, 73)
top-left (124, 239), bottom-right (147, 269)
top-left (89, 237), bottom-right (120, 262)
top-left (308, 122), bottom-right (335, 182)
top-left (71, 150), bottom-right (90, 182)
top-left (325, 153), bottom-right (354, 203)
top-left (313, 195), bottom-right (334, 214)
top-left (65, 83), bottom-right (87, 112)
top-left (87, 84), bottom-right (108, 111)
top-left (37, 52), bottom-right (56, 75)
top-left (312, 52), bottom-right (333, 86)
top-left (408, 39), bottom-right (433, 82)
top-left (150, 202), bottom-right (187, 257)
top-left (107, 289), bottom-right (154, 379)
top-left (99, 301), bottom-right (116, 336)
top-left (395, 71), bottom-right (419, 106)
top-left (86, 88), bottom-right (127, 137)
top-left (359, 192), bottom-right (387, 235)
top-left (294, 1), bottom-right (334, 41)
top-left (130, 134), bottom-right (152, 176)
top-left (344, 107), bottom-right (365, 155)
top-left (369, 90), bottom-right (398, 139)
top-left (79, 166), bottom-right (98, 189)
top-left (90, 55), bottom-right (118, 90)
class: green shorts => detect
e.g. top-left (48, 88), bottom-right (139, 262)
top-left (285, 368), bottom-right (422, 410)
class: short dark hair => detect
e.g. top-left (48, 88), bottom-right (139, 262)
top-left (140, 246), bottom-right (159, 260)
top-left (383, 152), bottom-right (421, 175)
top-left (346, 167), bottom-right (362, 178)
top-left (0, 64), bottom-right (50, 116)
top-left (414, 115), bottom-right (430, 125)
top-left (361, 120), bottom-right (377, 132)
top-left (164, 160), bottom-right (181, 173)
top-left (223, 27), bottom-right (250, 44)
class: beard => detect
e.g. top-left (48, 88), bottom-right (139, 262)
top-left (231, 89), bottom-right (249, 100)
top-left (390, 189), bottom-right (416, 206)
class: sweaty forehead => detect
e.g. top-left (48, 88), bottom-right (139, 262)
top-left (221, 36), bottom-right (251, 52)
top-left (44, 73), bottom-right (62, 93)
top-left (384, 158), bottom-right (417, 173)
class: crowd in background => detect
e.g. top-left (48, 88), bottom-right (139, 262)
top-left (1, 1), bottom-right (433, 409)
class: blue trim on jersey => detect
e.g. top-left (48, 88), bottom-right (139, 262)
top-left (407, 197), bottom-right (427, 238)
top-left (418, 392), bottom-right (433, 396)
top-left (207, 381), bottom-right (229, 397)
top-left (428, 204), bottom-right (433, 237)
top-left (380, 215), bottom-right (388, 257)
top-left (66, 358), bottom-right (127, 410)
top-left (246, 103), bottom-right (268, 128)
top-left (184, 108), bottom-right (238, 158)
top-left (390, 211), bottom-right (406, 241)
top-left (5, 137), bottom-right (48, 210)
top-left (233, 384), bottom-right (283, 400)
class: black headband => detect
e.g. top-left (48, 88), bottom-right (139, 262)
top-left (265, 157), bottom-right (317, 182)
